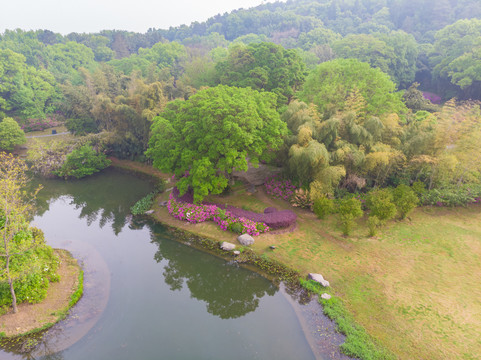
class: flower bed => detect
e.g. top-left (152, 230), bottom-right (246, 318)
top-left (167, 194), bottom-right (269, 236)
top-left (219, 205), bottom-right (297, 230)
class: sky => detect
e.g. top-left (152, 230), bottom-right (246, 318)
top-left (0, 0), bottom-right (279, 35)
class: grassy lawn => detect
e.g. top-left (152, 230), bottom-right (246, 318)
top-left (151, 182), bottom-right (481, 359)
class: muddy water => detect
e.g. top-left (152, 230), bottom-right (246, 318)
top-left (0, 168), bottom-right (336, 360)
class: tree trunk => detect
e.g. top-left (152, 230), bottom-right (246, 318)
top-left (6, 256), bottom-right (17, 314)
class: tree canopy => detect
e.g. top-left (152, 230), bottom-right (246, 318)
top-left (0, 117), bottom-right (26, 151)
top-left (300, 59), bottom-right (407, 119)
top-left (146, 85), bottom-right (287, 202)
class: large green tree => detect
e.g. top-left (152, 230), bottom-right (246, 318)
top-left (214, 42), bottom-right (306, 105)
top-left (300, 58), bottom-right (406, 119)
top-left (146, 85), bottom-right (287, 202)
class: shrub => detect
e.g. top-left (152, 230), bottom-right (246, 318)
top-left (223, 205), bottom-right (297, 229)
top-left (20, 116), bottom-right (62, 133)
top-left (392, 184), bottom-right (419, 219)
top-left (167, 194), bottom-right (269, 236)
top-left (131, 193), bottom-right (156, 215)
top-left (53, 144), bottom-right (111, 179)
top-left (291, 188), bottom-right (313, 209)
top-left (312, 196), bottom-right (335, 219)
top-left (338, 197), bottom-right (363, 236)
top-left (263, 207), bottom-right (277, 214)
top-left (421, 184), bottom-right (481, 207)
top-left (412, 181), bottom-right (427, 199)
top-left (367, 215), bottom-right (381, 237)
top-left (366, 188), bottom-right (397, 222)
top-left (264, 176), bottom-right (296, 201)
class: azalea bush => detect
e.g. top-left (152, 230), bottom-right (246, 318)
top-left (21, 116), bottom-right (62, 132)
top-left (166, 194), bottom-right (269, 236)
top-left (265, 176), bottom-right (297, 201)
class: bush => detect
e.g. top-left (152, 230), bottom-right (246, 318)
top-left (54, 144), bottom-right (111, 179)
top-left (422, 184), bottom-right (481, 207)
top-left (223, 206), bottom-right (297, 229)
top-left (291, 188), bottom-right (313, 209)
top-left (367, 215), bottom-right (381, 237)
top-left (338, 197), bottom-right (363, 236)
top-left (313, 196), bottom-right (335, 219)
top-left (263, 207), bottom-right (277, 214)
top-left (393, 184), bottom-right (419, 219)
top-left (264, 176), bottom-right (296, 201)
top-left (131, 193), bottom-right (156, 215)
top-left (366, 188), bottom-right (397, 222)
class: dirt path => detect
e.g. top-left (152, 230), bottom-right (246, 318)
top-left (0, 250), bottom-right (81, 337)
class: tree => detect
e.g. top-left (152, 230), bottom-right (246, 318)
top-left (0, 153), bottom-right (44, 313)
top-left (338, 197), bottom-right (363, 236)
top-left (300, 59), bottom-right (406, 119)
top-left (53, 144), bottom-right (111, 179)
top-left (366, 188), bottom-right (397, 222)
top-left (146, 85), bottom-right (288, 202)
top-left (0, 117), bottom-right (26, 151)
top-left (214, 42), bottom-right (306, 105)
top-left (392, 184), bottom-right (419, 219)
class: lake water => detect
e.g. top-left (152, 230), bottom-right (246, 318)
top-left (0, 168), bottom-right (327, 360)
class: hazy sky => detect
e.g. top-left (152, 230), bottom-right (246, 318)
top-left (0, 0), bottom-right (279, 35)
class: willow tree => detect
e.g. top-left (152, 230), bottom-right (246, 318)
top-left (146, 85), bottom-right (287, 203)
top-left (0, 153), bottom-right (43, 313)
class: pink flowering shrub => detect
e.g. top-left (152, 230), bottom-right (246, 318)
top-left (167, 194), bottom-right (269, 236)
top-left (264, 176), bottom-right (296, 201)
top-left (422, 91), bottom-right (442, 105)
top-left (167, 193), bottom-right (217, 224)
top-left (21, 116), bottom-right (62, 132)
top-left (222, 205), bottom-right (297, 230)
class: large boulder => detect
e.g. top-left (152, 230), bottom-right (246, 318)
top-left (220, 242), bottom-right (236, 251)
top-left (308, 273), bottom-right (330, 287)
top-left (237, 234), bottom-right (255, 246)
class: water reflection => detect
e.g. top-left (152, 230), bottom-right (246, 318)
top-left (151, 225), bottom-right (277, 319)
top-left (1, 168), bottom-right (316, 360)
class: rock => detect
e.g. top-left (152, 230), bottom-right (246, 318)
top-left (159, 201), bottom-right (168, 206)
top-left (308, 273), bottom-right (330, 287)
top-left (237, 234), bottom-right (255, 246)
top-left (165, 187), bottom-right (174, 192)
top-left (321, 293), bottom-right (331, 300)
top-left (233, 251), bottom-right (241, 256)
top-left (220, 242), bottom-right (236, 251)
top-left (144, 210), bottom-right (155, 215)
top-left (269, 245), bottom-right (276, 250)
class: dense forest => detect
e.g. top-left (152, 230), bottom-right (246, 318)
top-left (1, 0), bottom-right (480, 204)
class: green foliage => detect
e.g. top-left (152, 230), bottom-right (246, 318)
top-left (0, 49), bottom-right (59, 118)
top-left (290, 188), bottom-right (313, 209)
top-left (0, 117), bottom-right (26, 151)
top-left (65, 117), bottom-right (98, 135)
top-left (214, 42), bottom-right (306, 105)
top-left (300, 279), bottom-right (394, 360)
top-left (332, 31), bottom-right (418, 88)
top-left (0, 246), bottom-right (59, 306)
top-left (367, 215), bottom-right (381, 237)
top-left (130, 192), bottom-right (156, 216)
top-left (403, 83), bottom-right (437, 111)
top-left (53, 144), bottom-right (111, 179)
top-left (392, 184), bottom-right (419, 219)
top-left (146, 85), bottom-right (287, 203)
top-left (338, 197), bottom-right (363, 236)
top-left (366, 188), bottom-right (397, 222)
top-left (312, 196), bottom-right (335, 219)
top-left (300, 59), bottom-right (407, 119)
top-left (422, 184), bottom-right (481, 207)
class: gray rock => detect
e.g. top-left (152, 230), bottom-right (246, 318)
top-left (220, 242), bottom-right (236, 251)
top-left (144, 210), bottom-right (155, 215)
top-left (159, 201), bottom-right (168, 206)
top-left (321, 293), bottom-right (331, 300)
top-left (308, 273), bottom-right (330, 287)
top-left (269, 245), bottom-right (276, 250)
top-left (237, 234), bottom-right (255, 246)
top-left (233, 251), bottom-right (241, 256)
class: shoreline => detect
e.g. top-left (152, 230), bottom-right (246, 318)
top-left (0, 249), bottom-right (83, 339)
